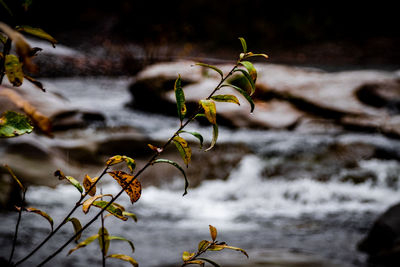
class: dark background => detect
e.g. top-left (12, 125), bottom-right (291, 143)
top-left (1, 0), bottom-right (399, 67)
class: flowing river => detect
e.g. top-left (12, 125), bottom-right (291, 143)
top-left (1, 75), bottom-right (400, 267)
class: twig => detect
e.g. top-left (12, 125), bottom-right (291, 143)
top-left (8, 188), bottom-right (26, 264)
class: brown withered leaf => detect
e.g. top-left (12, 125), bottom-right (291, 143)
top-left (0, 88), bottom-right (52, 136)
top-left (108, 171), bottom-right (141, 204)
top-left (83, 174), bottom-right (97, 196)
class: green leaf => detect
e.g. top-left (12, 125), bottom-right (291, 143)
top-left (173, 136), bottom-right (192, 167)
top-left (211, 94), bottom-right (240, 105)
top-left (199, 99), bottom-right (217, 125)
top-left (221, 84), bottom-right (255, 113)
top-left (66, 217), bottom-right (82, 243)
top-left (0, 0), bottom-right (13, 16)
top-left (92, 200), bottom-right (128, 221)
top-left (122, 211), bottom-right (138, 222)
top-left (98, 227), bottom-right (110, 255)
top-left (107, 254), bottom-right (138, 267)
top-left (179, 130), bottom-right (204, 149)
top-left (16, 25), bottom-right (57, 47)
top-left (108, 236), bottom-right (135, 253)
top-left (65, 176), bottom-right (83, 194)
top-left (174, 75), bottom-right (187, 122)
top-left (4, 164), bottom-right (25, 191)
top-left (19, 207), bottom-right (54, 231)
top-left (182, 251), bottom-right (195, 261)
top-left (208, 244), bottom-right (249, 258)
top-left (5, 54), bottom-right (24, 86)
top-left (239, 61), bottom-right (257, 83)
top-left (238, 37), bottom-right (247, 53)
top-left (153, 159), bottom-right (189, 196)
top-left (68, 234), bottom-right (99, 255)
top-left (205, 124), bottom-right (218, 152)
top-left (195, 63), bottom-right (223, 79)
top-left (196, 258), bottom-right (221, 267)
top-left (234, 69), bottom-right (256, 96)
top-left (0, 111), bottom-right (33, 138)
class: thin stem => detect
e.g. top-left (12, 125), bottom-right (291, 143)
top-left (100, 189), bottom-right (106, 267)
top-left (35, 62), bottom-right (240, 267)
top-left (182, 242), bottom-right (214, 266)
top-left (14, 166), bottom-right (109, 266)
top-left (8, 189), bottom-right (26, 264)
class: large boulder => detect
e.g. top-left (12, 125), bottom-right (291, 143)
top-left (128, 61), bottom-right (400, 136)
top-left (358, 202), bottom-right (400, 266)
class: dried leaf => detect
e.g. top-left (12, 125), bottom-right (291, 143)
top-left (199, 99), bottom-right (217, 125)
top-left (82, 194), bottom-right (112, 214)
top-left (174, 75), bottom-right (187, 122)
top-left (211, 94), bottom-right (240, 105)
top-left (107, 254), bottom-right (138, 267)
top-left (98, 227), bottom-right (110, 255)
top-left (148, 143), bottom-right (163, 153)
top-left (24, 207), bottom-right (53, 231)
top-left (68, 234), bottom-right (99, 255)
top-left (173, 136), bottom-right (192, 167)
top-left (195, 63), bottom-right (223, 79)
top-left (106, 155), bottom-right (124, 165)
top-left (24, 75), bottom-right (45, 92)
top-left (108, 171), bottom-right (141, 203)
top-left (83, 174), bottom-right (97, 197)
top-left (184, 259), bottom-right (205, 266)
top-left (0, 111), bottom-right (33, 138)
top-left (5, 54), bottom-right (24, 86)
top-left (4, 164), bottom-right (25, 191)
top-left (0, 88), bottom-right (52, 135)
top-left (208, 244), bottom-right (249, 258)
top-left (243, 52), bottom-right (269, 60)
top-left (153, 159), bottom-right (189, 196)
top-left (209, 225), bottom-right (217, 241)
top-left (16, 25), bottom-right (57, 47)
top-left (196, 258), bottom-right (221, 267)
top-left (66, 217), bottom-right (82, 243)
top-left (92, 200), bottom-right (128, 221)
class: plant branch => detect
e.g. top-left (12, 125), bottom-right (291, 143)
top-left (0, 38), bottom-right (11, 84)
top-left (14, 166), bottom-right (109, 266)
top-left (35, 62), bottom-right (241, 267)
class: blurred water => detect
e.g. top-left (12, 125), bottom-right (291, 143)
top-left (1, 77), bottom-right (399, 266)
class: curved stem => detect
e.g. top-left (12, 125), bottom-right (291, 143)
top-left (14, 166), bottom-right (109, 266)
top-left (35, 62), bottom-right (240, 266)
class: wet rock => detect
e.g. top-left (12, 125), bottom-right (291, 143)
top-left (358, 202), bottom-right (400, 266)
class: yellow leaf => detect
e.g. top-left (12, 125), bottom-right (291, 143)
top-left (199, 99), bottom-right (217, 124)
top-left (108, 171), bottom-right (141, 204)
top-left (106, 155), bottom-right (124, 165)
top-left (173, 136), bottom-right (192, 167)
top-left (18, 207), bottom-right (53, 231)
top-left (5, 54), bottom-right (24, 86)
top-left (182, 251), bottom-right (195, 261)
top-left (107, 254), bottom-right (138, 267)
top-left (83, 174), bottom-right (97, 196)
top-left (82, 194), bottom-right (112, 214)
top-left (4, 164), bottom-right (25, 191)
top-left (68, 234), bottom-right (99, 255)
top-left (106, 155), bottom-right (136, 173)
top-left (98, 227), bottom-right (110, 255)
